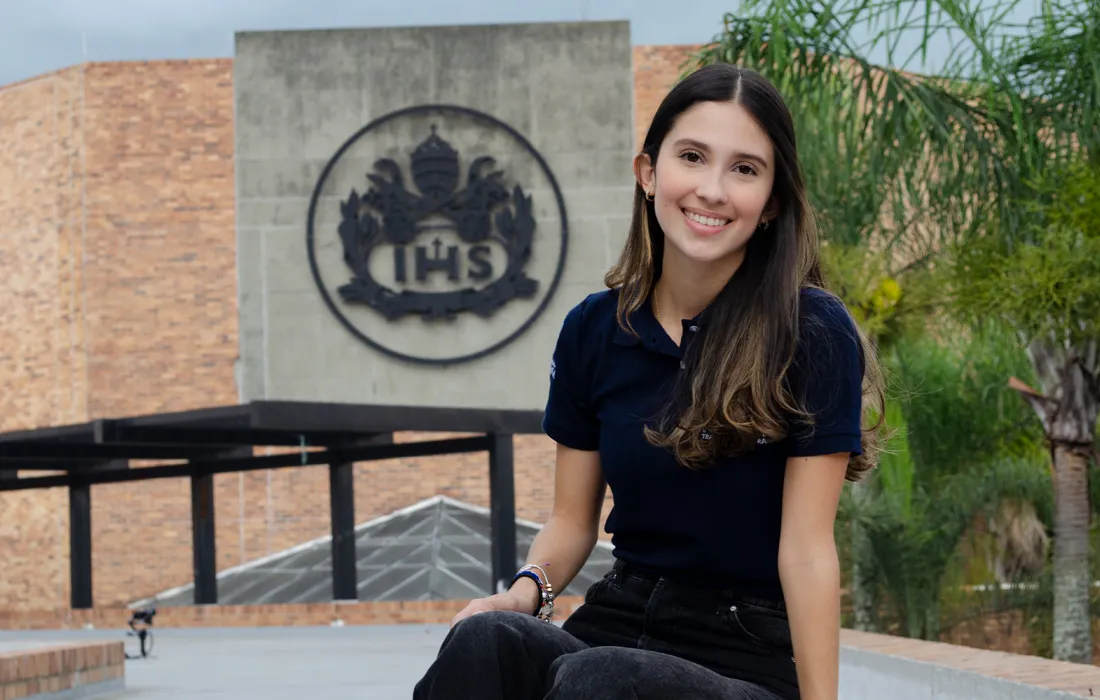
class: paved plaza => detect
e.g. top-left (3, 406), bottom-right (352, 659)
top-left (0, 624), bottom-right (450, 699)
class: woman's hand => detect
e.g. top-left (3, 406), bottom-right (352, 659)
top-left (450, 576), bottom-right (541, 627)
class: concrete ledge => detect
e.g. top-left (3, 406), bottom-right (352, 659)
top-left (841, 629), bottom-right (1099, 699)
top-left (0, 641), bottom-right (124, 700)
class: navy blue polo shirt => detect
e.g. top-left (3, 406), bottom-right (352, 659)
top-left (542, 287), bottom-right (864, 600)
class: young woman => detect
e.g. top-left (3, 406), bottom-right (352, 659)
top-left (413, 63), bottom-right (885, 700)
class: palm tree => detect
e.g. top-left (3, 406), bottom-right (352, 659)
top-left (934, 1), bottom-right (1099, 661)
top-left (842, 326), bottom-right (1050, 640)
top-left (692, 0), bottom-right (1100, 660)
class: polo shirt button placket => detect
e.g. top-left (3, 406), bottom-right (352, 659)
top-left (680, 325), bottom-right (697, 370)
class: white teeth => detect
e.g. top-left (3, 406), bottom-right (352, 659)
top-left (685, 210), bottom-right (730, 227)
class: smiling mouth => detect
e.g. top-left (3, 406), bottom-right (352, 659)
top-left (683, 209), bottom-right (731, 228)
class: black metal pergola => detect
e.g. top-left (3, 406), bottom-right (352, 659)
top-left (0, 400), bottom-right (544, 609)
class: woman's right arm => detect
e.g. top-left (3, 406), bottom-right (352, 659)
top-left (451, 442), bottom-right (605, 625)
top-left (450, 295), bottom-right (604, 625)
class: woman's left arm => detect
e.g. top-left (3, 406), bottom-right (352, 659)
top-left (778, 451), bottom-right (849, 700)
top-left (778, 290), bottom-right (871, 700)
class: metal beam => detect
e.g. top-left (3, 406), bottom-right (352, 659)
top-left (0, 402), bottom-right (545, 443)
top-left (191, 471), bottom-right (217, 605)
top-left (69, 481), bottom-right (93, 609)
top-left (251, 401), bottom-right (546, 435)
top-left (488, 433), bottom-right (517, 595)
top-left (113, 404), bottom-right (254, 430)
top-left (0, 441), bottom-right (221, 462)
top-left (1, 459), bottom-right (130, 472)
top-left (88, 425), bottom-right (393, 449)
top-left (0, 423), bottom-right (96, 443)
top-left (0, 436), bottom-right (492, 492)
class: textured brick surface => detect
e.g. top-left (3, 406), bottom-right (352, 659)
top-left (80, 57), bottom-right (240, 609)
top-left (0, 640), bottom-right (123, 700)
top-left (0, 65), bottom-right (87, 613)
top-left (632, 45), bottom-right (701, 148)
top-left (0, 48), bottom-right (686, 613)
top-left (80, 59), bottom-right (237, 419)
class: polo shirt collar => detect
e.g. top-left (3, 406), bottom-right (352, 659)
top-left (613, 297), bottom-right (704, 359)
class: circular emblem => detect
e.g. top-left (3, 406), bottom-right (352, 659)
top-left (307, 104), bottom-right (568, 365)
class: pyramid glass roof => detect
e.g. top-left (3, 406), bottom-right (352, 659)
top-left (138, 496), bottom-right (615, 606)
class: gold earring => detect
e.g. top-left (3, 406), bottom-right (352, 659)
top-left (759, 219), bottom-right (770, 230)
top-left (645, 191), bottom-right (655, 202)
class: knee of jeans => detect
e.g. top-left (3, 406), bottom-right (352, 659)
top-left (549, 648), bottom-right (638, 694)
top-left (449, 610), bottom-right (534, 644)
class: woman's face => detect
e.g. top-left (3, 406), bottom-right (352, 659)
top-left (636, 100), bottom-right (777, 270)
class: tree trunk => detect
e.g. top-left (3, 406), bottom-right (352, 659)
top-left (1011, 337), bottom-right (1099, 663)
top-left (924, 595), bottom-right (941, 642)
top-left (850, 518), bottom-right (877, 631)
top-left (1051, 442), bottom-right (1092, 663)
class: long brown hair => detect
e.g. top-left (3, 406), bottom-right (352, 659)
top-left (605, 64), bottom-right (884, 482)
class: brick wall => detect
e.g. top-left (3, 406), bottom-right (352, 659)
top-left (80, 59), bottom-right (238, 419)
top-left (0, 640), bottom-right (124, 700)
top-left (632, 45), bottom-right (701, 148)
top-left (75, 59), bottom-right (240, 607)
top-left (0, 48), bottom-right (695, 613)
top-left (0, 65), bottom-right (88, 611)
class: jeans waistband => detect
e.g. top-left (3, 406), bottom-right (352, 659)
top-left (610, 558), bottom-right (787, 613)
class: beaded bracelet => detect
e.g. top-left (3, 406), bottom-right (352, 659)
top-left (511, 564), bottom-right (555, 622)
top-left (512, 571), bottom-right (543, 616)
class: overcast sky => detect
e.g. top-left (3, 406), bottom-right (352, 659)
top-left (0, 0), bottom-right (1042, 87)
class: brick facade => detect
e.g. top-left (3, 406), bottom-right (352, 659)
top-left (0, 640), bottom-right (124, 700)
top-left (632, 45), bottom-right (700, 147)
top-left (0, 65), bottom-right (88, 611)
top-left (0, 45), bottom-right (698, 613)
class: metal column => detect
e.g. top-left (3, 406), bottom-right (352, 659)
top-left (488, 433), bottom-right (517, 594)
top-left (191, 471), bottom-right (217, 604)
top-left (329, 461), bottom-right (358, 601)
top-left (69, 481), bottom-right (93, 609)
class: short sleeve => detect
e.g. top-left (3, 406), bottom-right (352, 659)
top-left (542, 299), bottom-right (600, 451)
top-left (786, 290), bottom-right (865, 457)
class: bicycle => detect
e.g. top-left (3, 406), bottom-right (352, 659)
top-left (124, 607), bottom-right (155, 659)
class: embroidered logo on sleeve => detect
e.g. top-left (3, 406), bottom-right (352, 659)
top-left (549, 358), bottom-right (556, 380)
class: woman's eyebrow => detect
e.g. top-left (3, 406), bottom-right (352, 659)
top-left (671, 138), bottom-right (769, 167)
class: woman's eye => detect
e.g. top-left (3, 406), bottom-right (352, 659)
top-left (680, 150), bottom-right (703, 163)
top-left (734, 164), bottom-right (757, 175)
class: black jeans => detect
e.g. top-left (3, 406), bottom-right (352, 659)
top-left (413, 559), bottom-right (800, 700)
